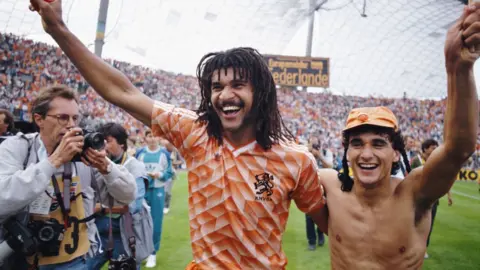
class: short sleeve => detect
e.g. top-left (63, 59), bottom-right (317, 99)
top-left (292, 154), bottom-right (325, 214)
top-left (150, 101), bottom-right (206, 158)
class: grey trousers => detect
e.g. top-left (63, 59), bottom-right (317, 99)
top-left (164, 175), bottom-right (175, 209)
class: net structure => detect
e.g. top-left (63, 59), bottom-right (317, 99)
top-left (0, 0), bottom-right (472, 99)
top-left (288, 0), bottom-right (468, 98)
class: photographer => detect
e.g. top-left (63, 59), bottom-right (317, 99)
top-left (0, 109), bottom-right (14, 137)
top-left (306, 135), bottom-right (333, 250)
top-left (0, 86), bottom-right (136, 270)
top-left (0, 109), bottom-right (15, 145)
top-left (88, 123), bottom-right (153, 270)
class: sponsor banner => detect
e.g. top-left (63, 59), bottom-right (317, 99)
top-left (264, 55), bottom-right (330, 87)
top-left (456, 169), bottom-right (480, 183)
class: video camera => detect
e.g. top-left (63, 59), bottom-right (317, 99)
top-left (108, 255), bottom-right (137, 270)
top-left (71, 129), bottom-right (105, 162)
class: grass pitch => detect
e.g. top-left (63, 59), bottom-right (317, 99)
top-left (148, 172), bottom-right (480, 269)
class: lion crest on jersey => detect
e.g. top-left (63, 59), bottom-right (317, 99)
top-left (254, 173), bottom-right (274, 196)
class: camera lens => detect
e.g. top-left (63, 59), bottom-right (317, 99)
top-left (38, 226), bottom-right (55, 242)
top-left (90, 133), bottom-right (104, 149)
top-left (85, 132), bottom-right (105, 150)
top-left (119, 262), bottom-right (133, 270)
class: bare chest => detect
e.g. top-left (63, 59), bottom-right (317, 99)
top-left (327, 193), bottom-right (427, 269)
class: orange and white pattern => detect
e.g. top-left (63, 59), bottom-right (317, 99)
top-left (152, 101), bottom-right (325, 269)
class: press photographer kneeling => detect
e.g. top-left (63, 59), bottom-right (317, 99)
top-left (0, 86), bottom-right (136, 270)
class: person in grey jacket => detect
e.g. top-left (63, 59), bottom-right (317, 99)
top-left (88, 122), bottom-right (154, 270)
top-left (0, 85), bottom-right (136, 270)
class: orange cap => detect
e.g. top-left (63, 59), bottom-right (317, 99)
top-left (344, 106), bottom-right (398, 131)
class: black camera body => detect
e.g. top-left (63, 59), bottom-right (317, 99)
top-left (71, 129), bottom-right (105, 162)
top-left (27, 219), bottom-right (65, 257)
top-left (312, 143), bottom-right (321, 150)
top-left (2, 217), bottom-right (38, 257)
top-left (108, 255), bottom-right (136, 270)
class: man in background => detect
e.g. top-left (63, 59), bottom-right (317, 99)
top-left (160, 138), bottom-right (176, 215)
top-left (305, 134), bottom-right (332, 250)
top-left (136, 130), bottom-right (173, 268)
top-left (396, 135), bottom-right (418, 178)
top-left (0, 109), bottom-right (14, 136)
top-left (89, 123), bottom-right (153, 270)
top-left (404, 135), bottom-right (418, 161)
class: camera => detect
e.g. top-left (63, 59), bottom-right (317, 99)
top-left (0, 217), bottom-right (37, 264)
top-left (71, 129), bottom-right (105, 162)
top-left (312, 143), bottom-right (320, 150)
top-left (108, 255), bottom-right (136, 270)
top-left (27, 219), bottom-right (65, 257)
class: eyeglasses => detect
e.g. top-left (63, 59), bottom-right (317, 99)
top-left (46, 114), bottom-right (82, 126)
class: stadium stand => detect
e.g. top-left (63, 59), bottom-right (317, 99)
top-left (1, 32), bottom-right (479, 167)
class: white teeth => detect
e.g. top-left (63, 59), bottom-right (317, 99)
top-left (359, 164), bottom-right (377, 169)
top-left (222, 106), bottom-right (241, 112)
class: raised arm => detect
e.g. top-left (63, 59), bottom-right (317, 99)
top-left (30, 0), bottom-right (154, 126)
top-left (411, 5), bottom-right (479, 208)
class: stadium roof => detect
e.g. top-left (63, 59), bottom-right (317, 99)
top-left (0, 0), bottom-right (477, 98)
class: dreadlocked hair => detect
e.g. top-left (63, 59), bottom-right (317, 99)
top-left (338, 124), bottom-right (411, 192)
top-left (195, 47), bottom-right (294, 150)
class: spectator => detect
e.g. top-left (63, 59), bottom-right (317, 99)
top-left (0, 109), bottom-right (14, 136)
top-left (0, 32), bottom-right (475, 170)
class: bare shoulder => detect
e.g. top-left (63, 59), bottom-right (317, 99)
top-left (395, 167), bottom-right (423, 195)
top-left (317, 168), bottom-right (341, 191)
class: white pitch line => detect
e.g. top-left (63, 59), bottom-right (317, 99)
top-left (451, 190), bottom-right (480, 201)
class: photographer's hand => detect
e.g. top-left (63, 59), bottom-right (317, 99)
top-left (81, 148), bottom-right (110, 175)
top-left (48, 127), bottom-right (84, 168)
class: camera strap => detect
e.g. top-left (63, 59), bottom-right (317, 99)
top-left (124, 211), bottom-right (136, 258)
top-left (106, 194), bottom-right (136, 261)
top-left (117, 153), bottom-right (136, 257)
top-left (51, 163), bottom-right (72, 229)
top-left (107, 196), bottom-right (114, 260)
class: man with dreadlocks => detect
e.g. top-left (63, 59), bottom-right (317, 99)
top-left (29, 1), bottom-right (326, 269)
top-left (315, 5), bottom-right (480, 269)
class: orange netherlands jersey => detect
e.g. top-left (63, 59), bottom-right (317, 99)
top-left (151, 101), bottom-right (325, 269)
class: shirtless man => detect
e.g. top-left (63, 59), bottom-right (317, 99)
top-left (317, 5), bottom-right (480, 269)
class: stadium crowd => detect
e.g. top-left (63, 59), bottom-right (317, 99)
top-left (1, 32), bottom-right (479, 168)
